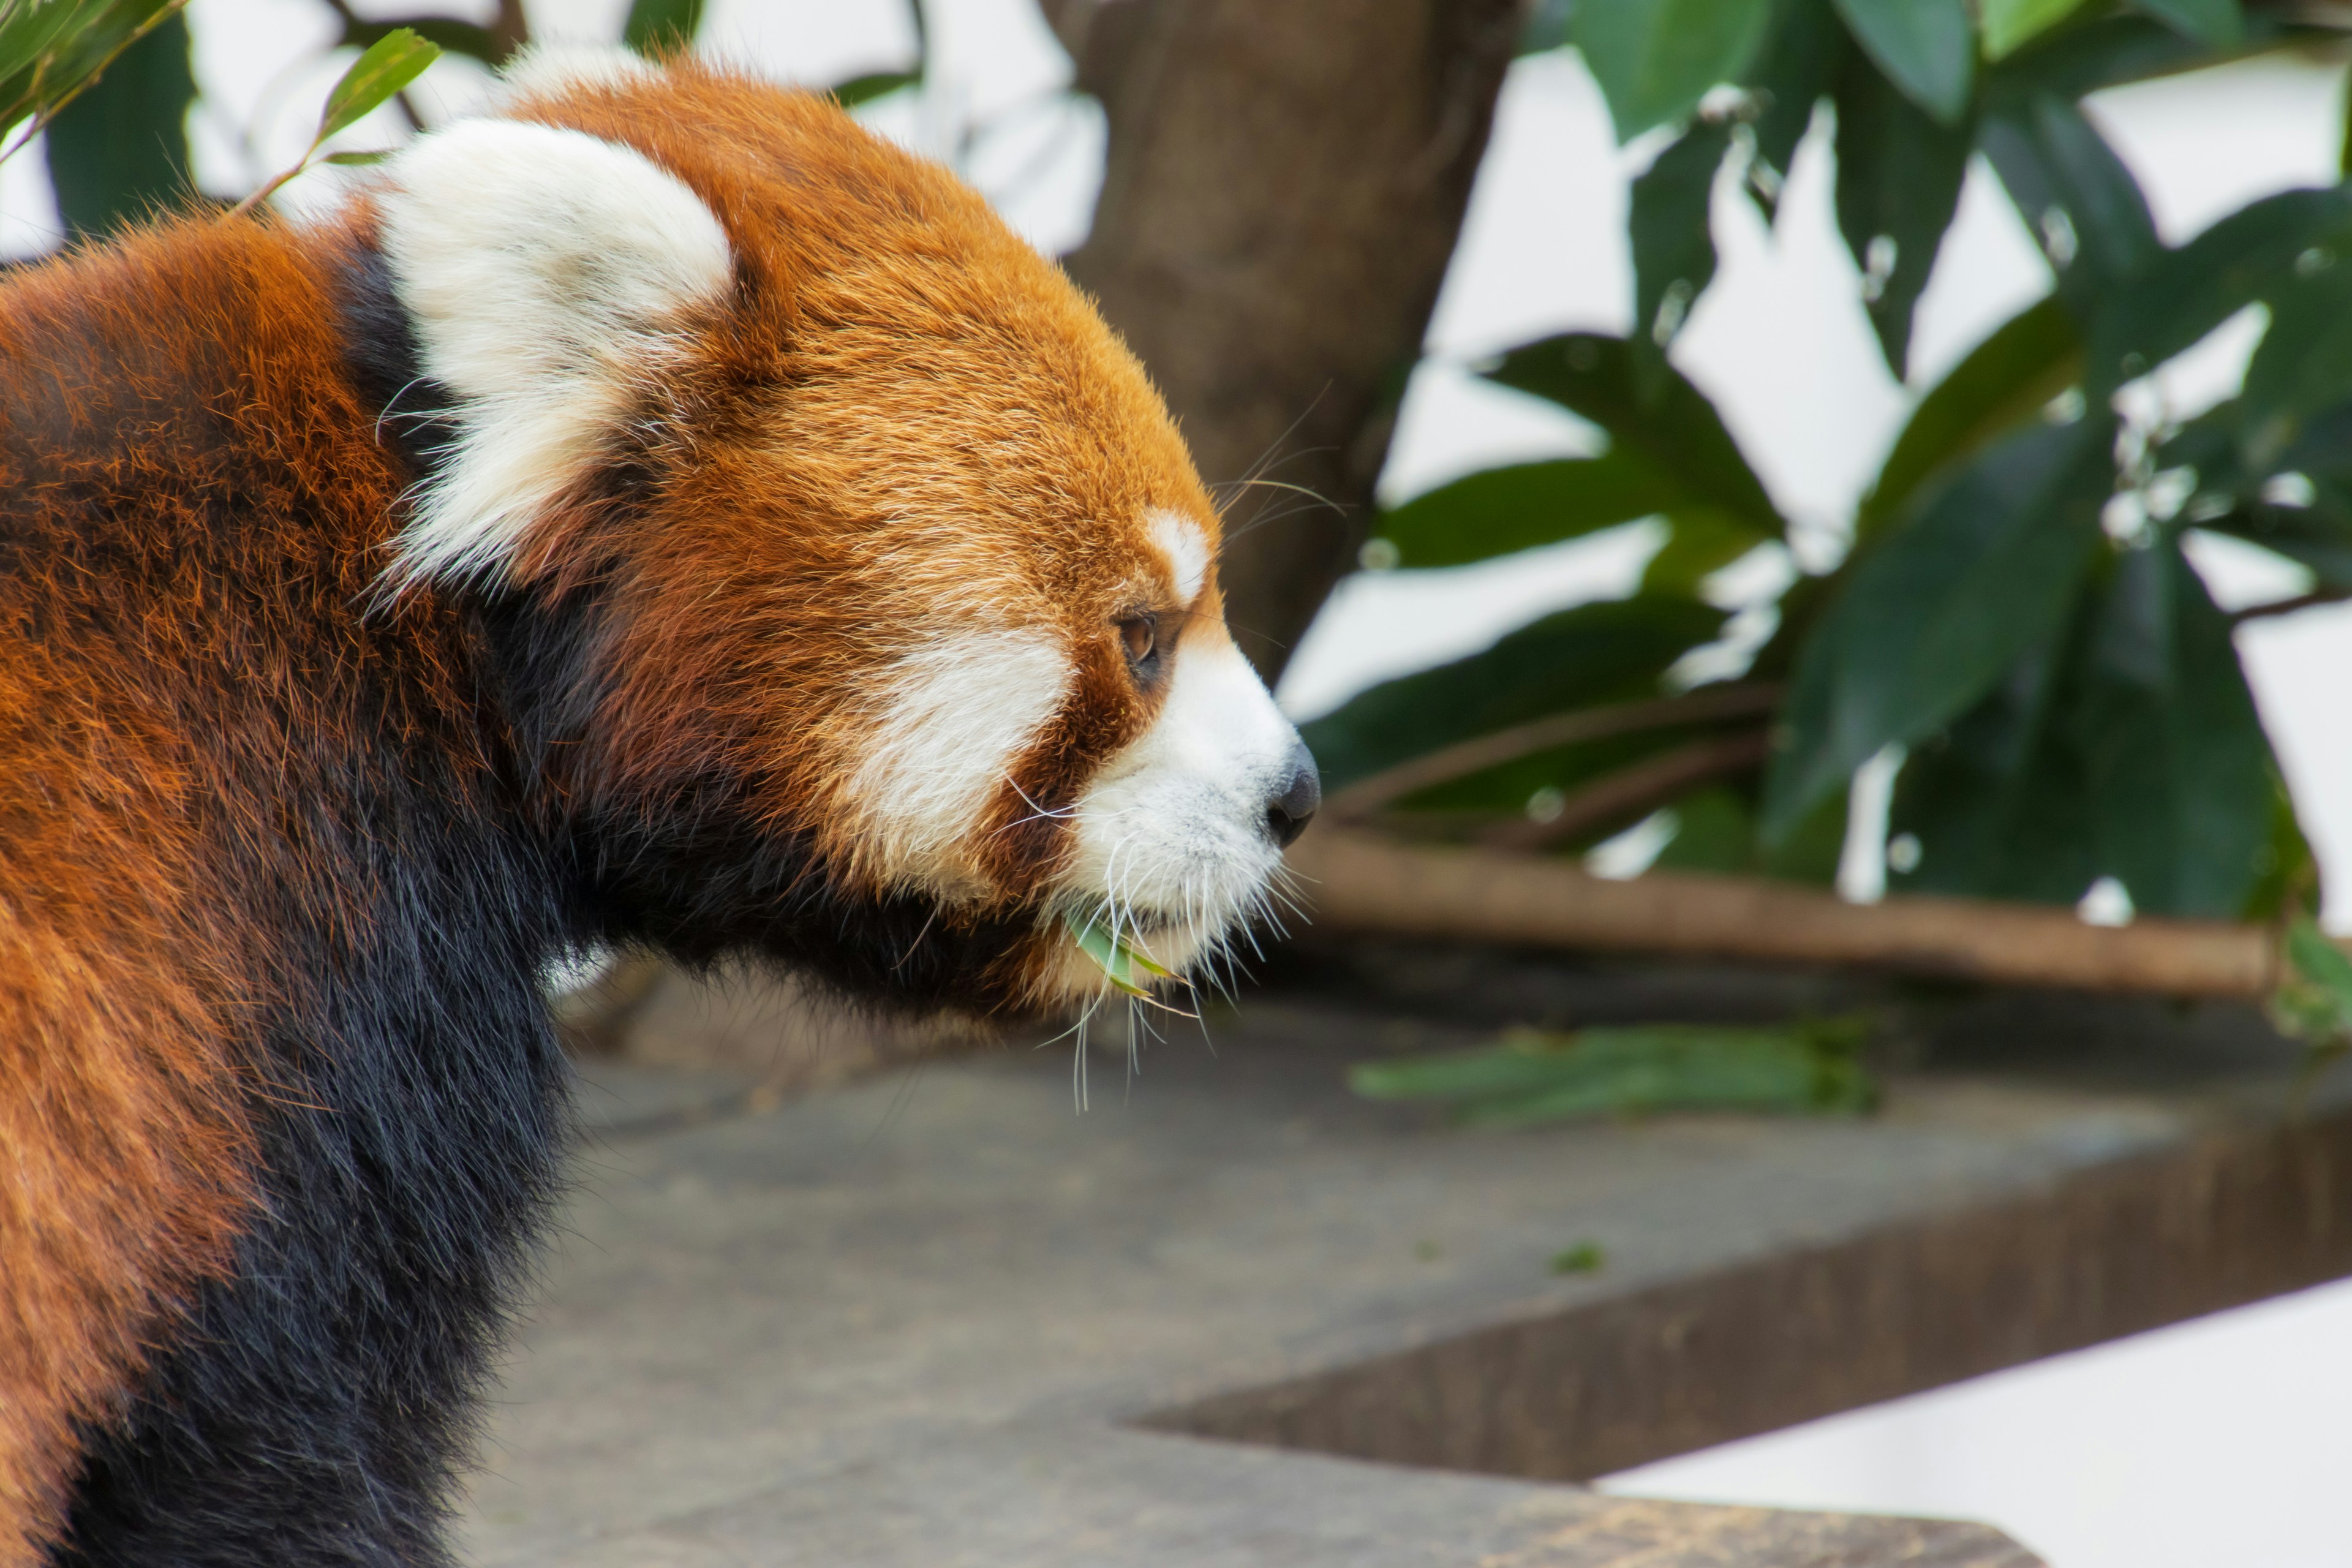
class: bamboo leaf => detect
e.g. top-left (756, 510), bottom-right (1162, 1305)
top-left (831, 69), bottom-right (919, 107)
top-left (318, 28), bottom-right (440, 143)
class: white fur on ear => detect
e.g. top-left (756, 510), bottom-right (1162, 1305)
top-left (374, 119), bottom-right (731, 587)
top-left (499, 42), bottom-right (658, 102)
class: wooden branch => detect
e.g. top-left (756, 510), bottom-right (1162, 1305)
top-left (1480, 728), bottom-right (1772, 851)
top-left (1328, 684), bottom-right (1782, 820)
top-left (1288, 827), bottom-right (2294, 998)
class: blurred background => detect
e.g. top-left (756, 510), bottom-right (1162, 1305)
top-left (10, 2), bottom-right (2352, 1562)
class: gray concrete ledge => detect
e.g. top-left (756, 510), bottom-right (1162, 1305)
top-left (467, 971), bottom-right (2351, 1565)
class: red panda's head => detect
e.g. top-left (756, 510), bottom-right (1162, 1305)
top-left (350, 51), bottom-right (1316, 1016)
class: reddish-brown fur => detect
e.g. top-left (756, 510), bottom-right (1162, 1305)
top-left (500, 72), bottom-right (1224, 916)
top-left (0, 66), bottom-right (1233, 1559)
top-left (0, 216), bottom-right (458, 1558)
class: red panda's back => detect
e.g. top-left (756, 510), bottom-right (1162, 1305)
top-left (0, 215), bottom-right (421, 1562)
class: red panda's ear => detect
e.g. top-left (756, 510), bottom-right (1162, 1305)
top-left (372, 117), bottom-right (732, 590)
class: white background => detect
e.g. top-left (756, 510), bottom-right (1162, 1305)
top-left (10, 6), bottom-right (2352, 1560)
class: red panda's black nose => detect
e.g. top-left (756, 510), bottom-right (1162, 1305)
top-left (1265, 744), bottom-right (1321, 849)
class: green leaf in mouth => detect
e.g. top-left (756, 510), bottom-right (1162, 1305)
top-left (1063, 911), bottom-right (1175, 998)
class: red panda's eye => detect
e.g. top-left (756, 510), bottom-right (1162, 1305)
top-left (1118, 616), bottom-right (1157, 668)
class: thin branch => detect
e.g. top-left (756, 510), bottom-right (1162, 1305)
top-left (1326, 683), bottom-right (1782, 821)
top-left (2230, 586), bottom-right (2352, 624)
top-left (1479, 728), bottom-right (1773, 853)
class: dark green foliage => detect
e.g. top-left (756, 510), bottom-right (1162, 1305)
top-left (1830, 0), bottom-right (1972, 123)
top-left (1980, 88), bottom-right (2160, 318)
top-left (624, 0), bottom-right (704, 56)
top-left (43, 7), bottom-right (192, 236)
top-left (1858, 296), bottom-right (2081, 538)
top-left (1831, 47), bottom-right (1970, 377)
top-left (1630, 119), bottom-right (1732, 352)
top-left (1741, 0), bottom-right (1845, 216)
top-left (1352, 2), bottom-right (2351, 921)
top-left (1487, 333), bottom-right (1782, 535)
top-left (1570, 0), bottom-right (1772, 143)
top-left (1766, 413), bottom-right (2116, 837)
top-left (1376, 456), bottom-right (1690, 570)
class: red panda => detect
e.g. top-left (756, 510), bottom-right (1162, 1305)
top-left (0, 48), bottom-right (1316, 1565)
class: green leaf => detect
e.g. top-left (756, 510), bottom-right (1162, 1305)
top-left (1832, 50), bottom-right (1973, 379)
top-left (1630, 120), bottom-right (1733, 350)
top-left (830, 69), bottom-right (920, 107)
top-left (1652, 780), bottom-right (1850, 885)
top-left (40, 5), bottom-right (190, 237)
top-left (334, 17), bottom-right (504, 65)
top-left (2131, 0), bottom-right (2242, 47)
top-left (319, 149), bottom-right (390, 167)
top-left (2084, 186), bottom-right (2352, 396)
top-left (1300, 595), bottom-right (1729, 790)
top-left (624, 0), bottom-right (705, 55)
top-left (2241, 772), bottom-right (2319, 924)
top-left (1063, 910), bottom-right (1173, 998)
top-left (1981, 0), bottom-right (2092, 59)
top-left (1980, 89), bottom-right (2160, 318)
top-left (0, 0), bottom-right (182, 140)
top-left (1888, 630), bottom-right (2102, 905)
top-left (1860, 295), bottom-right (2081, 542)
top-left (1991, 12), bottom-right (2233, 100)
top-left (2239, 245), bottom-right (2352, 470)
top-left (1570, 0), bottom-right (1773, 143)
top-left (2071, 537), bottom-right (2274, 917)
top-left (1639, 509), bottom-right (1766, 597)
top-left (1521, 0), bottom-right (1573, 55)
top-left (1741, 0), bottom-right (1847, 217)
top-left (1551, 1241), bottom-right (1607, 1273)
top-left (1349, 1019), bottom-right (1877, 1126)
top-left (1376, 454), bottom-right (1691, 569)
top-left (318, 28), bottom-right (440, 143)
top-left (1484, 332), bottom-right (1783, 537)
top-left (1830, 0), bottom-right (1975, 125)
top-left (2272, 917), bottom-right (2352, 1048)
top-left (1763, 412), bottom-right (2116, 839)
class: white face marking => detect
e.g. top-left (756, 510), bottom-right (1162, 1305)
top-left (849, 628), bottom-right (1070, 892)
top-left (1061, 625), bottom-right (1304, 975)
top-left (1148, 510), bottom-right (1210, 607)
top-left (374, 119), bottom-right (731, 589)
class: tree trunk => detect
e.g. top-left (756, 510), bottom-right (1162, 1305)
top-left (1049, 0), bottom-right (1521, 683)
